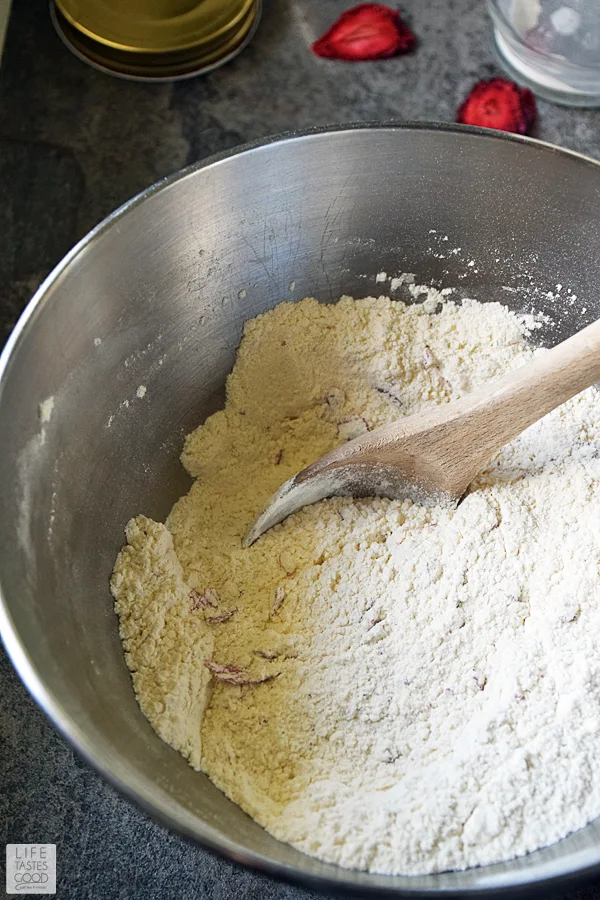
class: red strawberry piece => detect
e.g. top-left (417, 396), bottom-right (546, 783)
top-left (457, 78), bottom-right (537, 135)
top-left (312, 3), bottom-right (416, 62)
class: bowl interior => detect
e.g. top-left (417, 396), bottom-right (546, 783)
top-left (2, 125), bottom-right (600, 896)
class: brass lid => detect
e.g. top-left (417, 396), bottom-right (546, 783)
top-left (51, 0), bottom-right (261, 81)
top-left (55, 0), bottom-right (256, 53)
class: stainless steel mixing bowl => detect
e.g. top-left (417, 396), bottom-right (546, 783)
top-left (2, 124), bottom-right (600, 897)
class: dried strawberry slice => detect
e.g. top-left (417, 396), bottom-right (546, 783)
top-left (457, 78), bottom-right (536, 135)
top-left (312, 4), bottom-right (416, 61)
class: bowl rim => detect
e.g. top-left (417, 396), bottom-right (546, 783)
top-left (3, 121), bottom-right (600, 898)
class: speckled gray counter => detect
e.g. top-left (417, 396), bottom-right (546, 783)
top-left (2, 1), bottom-right (600, 898)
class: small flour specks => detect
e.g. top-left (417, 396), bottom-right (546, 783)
top-left (136, 385), bottom-right (147, 399)
top-left (39, 396), bottom-right (54, 424)
top-left (390, 273), bottom-right (415, 291)
top-left (376, 271), bottom-right (387, 282)
top-left (112, 290), bottom-right (600, 876)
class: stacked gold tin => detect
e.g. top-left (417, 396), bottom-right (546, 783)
top-left (51, 0), bottom-right (261, 81)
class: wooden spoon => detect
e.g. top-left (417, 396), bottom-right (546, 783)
top-left (244, 318), bottom-right (600, 547)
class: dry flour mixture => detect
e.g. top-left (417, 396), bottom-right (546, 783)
top-left (111, 291), bottom-right (600, 875)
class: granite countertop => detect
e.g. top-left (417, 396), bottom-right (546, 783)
top-left (2, 1), bottom-right (600, 898)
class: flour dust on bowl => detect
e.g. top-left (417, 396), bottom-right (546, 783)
top-left (2, 124), bottom-right (600, 896)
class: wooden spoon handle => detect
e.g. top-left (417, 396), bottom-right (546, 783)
top-left (447, 317), bottom-right (600, 463)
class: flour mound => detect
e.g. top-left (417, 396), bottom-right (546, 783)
top-left (111, 293), bottom-right (600, 875)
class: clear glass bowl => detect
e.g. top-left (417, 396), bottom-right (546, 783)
top-left (487, 0), bottom-right (600, 106)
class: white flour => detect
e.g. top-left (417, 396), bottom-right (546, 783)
top-left (111, 292), bottom-right (600, 875)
